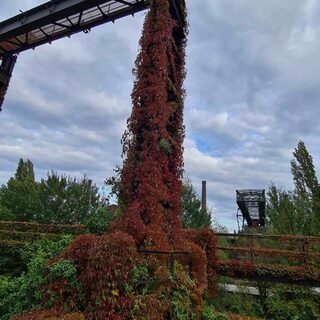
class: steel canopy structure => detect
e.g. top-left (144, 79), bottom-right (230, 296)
top-left (0, 0), bottom-right (184, 111)
top-left (236, 189), bottom-right (266, 227)
top-left (0, 0), bottom-right (151, 57)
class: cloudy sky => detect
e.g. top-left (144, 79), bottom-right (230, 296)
top-left (1, 0), bottom-right (320, 231)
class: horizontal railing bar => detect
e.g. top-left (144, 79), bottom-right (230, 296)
top-left (0, 220), bottom-right (85, 232)
top-left (138, 249), bottom-right (189, 255)
top-left (216, 232), bottom-right (320, 242)
top-left (217, 246), bottom-right (320, 259)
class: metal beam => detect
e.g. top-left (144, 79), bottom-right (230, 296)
top-left (0, 0), bottom-right (150, 57)
top-left (0, 55), bottom-right (17, 111)
top-left (236, 189), bottom-right (266, 227)
top-left (0, 0), bottom-right (186, 111)
top-left (0, 0), bottom-right (143, 40)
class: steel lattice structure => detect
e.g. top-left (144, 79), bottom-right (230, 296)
top-left (236, 189), bottom-right (266, 227)
top-left (0, 0), bottom-right (184, 110)
top-left (0, 0), bottom-right (151, 57)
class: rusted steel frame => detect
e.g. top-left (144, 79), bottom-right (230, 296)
top-left (0, 54), bottom-right (16, 111)
top-left (138, 249), bottom-right (189, 275)
top-left (137, 250), bottom-right (190, 286)
top-left (0, 0), bottom-right (151, 57)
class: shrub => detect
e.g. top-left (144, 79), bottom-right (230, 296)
top-left (264, 287), bottom-right (320, 320)
top-left (83, 207), bottom-right (120, 235)
top-left (41, 232), bottom-right (139, 319)
top-left (0, 236), bottom-right (73, 320)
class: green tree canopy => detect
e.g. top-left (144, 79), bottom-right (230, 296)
top-left (266, 141), bottom-right (320, 235)
top-left (181, 179), bottom-right (212, 229)
top-left (0, 159), bottom-right (106, 224)
top-left (0, 158), bottom-right (42, 221)
top-left (39, 172), bottom-right (105, 224)
top-left (15, 159), bottom-right (35, 182)
top-left (291, 141), bottom-right (319, 198)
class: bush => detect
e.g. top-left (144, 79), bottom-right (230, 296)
top-left (0, 204), bottom-right (14, 221)
top-left (40, 232), bottom-right (139, 319)
top-left (211, 286), bottom-right (263, 318)
top-left (83, 207), bottom-right (120, 234)
top-left (0, 246), bottom-right (25, 277)
top-left (0, 236), bottom-right (73, 320)
top-left (201, 306), bottom-right (263, 320)
top-left (264, 287), bottom-right (320, 320)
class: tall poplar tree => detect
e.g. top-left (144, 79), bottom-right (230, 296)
top-left (267, 141), bottom-right (320, 235)
top-left (291, 141), bottom-right (320, 234)
top-left (291, 141), bottom-right (319, 199)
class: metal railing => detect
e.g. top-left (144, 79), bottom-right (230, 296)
top-left (215, 232), bottom-right (320, 285)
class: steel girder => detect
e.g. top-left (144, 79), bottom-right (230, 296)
top-left (0, 0), bottom-right (150, 57)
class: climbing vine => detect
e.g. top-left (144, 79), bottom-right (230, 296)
top-left (13, 1), bottom-right (219, 319)
top-left (118, 0), bottom-right (188, 248)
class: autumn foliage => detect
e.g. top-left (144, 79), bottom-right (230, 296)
top-left (118, 0), bottom-right (188, 248)
top-left (48, 232), bottom-right (138, 319)
top-left (14, 1), bottom-right (218, 319)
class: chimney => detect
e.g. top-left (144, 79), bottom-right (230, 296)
top-left (201, 180), bottom-right (207, 211)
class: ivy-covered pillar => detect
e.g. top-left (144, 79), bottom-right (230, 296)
top-left (119, 0), bottom-right (187, 248)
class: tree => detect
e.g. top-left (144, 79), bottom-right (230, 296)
top-left (15, 159), bottom-right (35, 182)
top-left (0, 159), bottom-right (42, 221)
top-left (0, 159), bottom-right (106, 224)
top-left (266, 184), bottom-right (304, 234)
top-left (266, 141), bottom-right (320, 235)
top-left (291, 141), bottom-right (319, 198)
top-left (83, 206), bottom-right (121, 235)
top-left (291, 141), bottom-right (320, 233)
top-left (181, 179), bottom-right (212, 229)
top-left (39, 172), bottom-right (106, 224)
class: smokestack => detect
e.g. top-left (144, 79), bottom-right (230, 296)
top-left (201, 180), bottom-right (207, 211)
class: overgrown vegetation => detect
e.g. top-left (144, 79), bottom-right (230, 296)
top-left (2, 1), bottom-right (219, 319)
top-left (0, 236), bottom-right (73, 320)
top-left (0, 0), bottom-right (319, 317)
top-left (0, 159), bottom-right (107, 224)
top-left (181, 179), bottom-right (212, 229)
top-left (212, 284), bottom-right (320, 320)
top-left (266, 141), bottom-right (320, 235)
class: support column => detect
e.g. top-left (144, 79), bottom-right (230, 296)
top-left (0, 55), bottom-right (17, 111)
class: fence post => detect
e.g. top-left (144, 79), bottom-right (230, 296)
top-left (302, 239), bottom-right (310, 267)
top-left (250, 237), bottom-right (254, 264)
top-left (169, 253), bottom-right (175, 275)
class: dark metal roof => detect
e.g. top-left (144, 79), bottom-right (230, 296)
top-left (236, 189), bottom-right (266, 227)
top-left (0, 0), bottom-right (185, 111)
top-left (0, 0), bottom-right (150, 57)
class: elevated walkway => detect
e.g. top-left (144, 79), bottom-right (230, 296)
top-left (0, 0), bottom-right (149, 57)
top-left (0, 0), bottom-right (184, 111)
